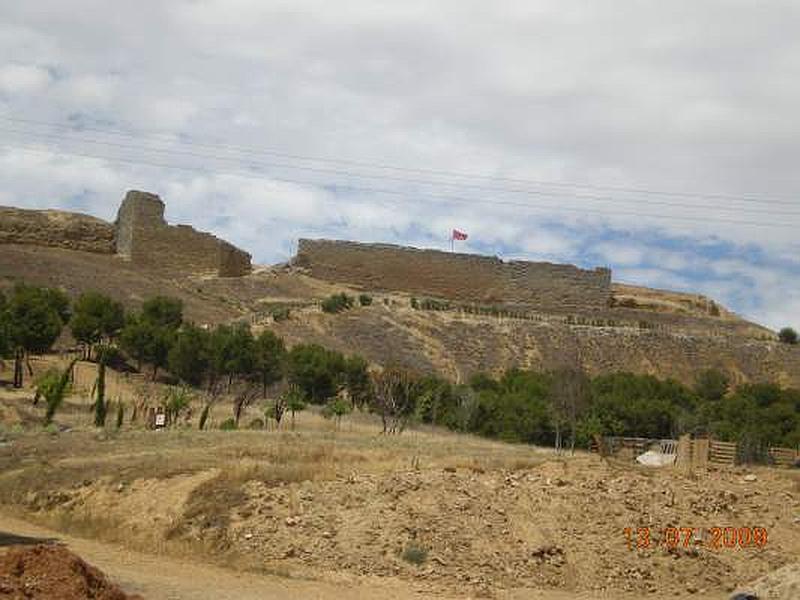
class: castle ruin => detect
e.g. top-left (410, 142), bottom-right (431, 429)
top-left (0, 190), bottom-right (252, 277)
top-left (114, 191), bottom-right (251, 277)
top-left (295, 238), bottom-right (612, 311)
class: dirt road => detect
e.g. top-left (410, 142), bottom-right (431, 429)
top-left (0, 512), bottom-right (705, 600)
top-left (0, 512), bottom-right (444, 600)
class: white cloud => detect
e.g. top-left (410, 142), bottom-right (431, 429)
top-left (0, 1), bottom-right (798, 329)
top-left (0, 64), bottom-right (51, 94)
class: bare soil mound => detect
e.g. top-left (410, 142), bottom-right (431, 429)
top-left (0, 544), bottom-right (142, 599)
top-left (738, 562), bottom-right (800, 600)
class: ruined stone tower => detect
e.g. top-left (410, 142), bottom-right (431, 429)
top-left (115, 190), bottom-right (251, 277)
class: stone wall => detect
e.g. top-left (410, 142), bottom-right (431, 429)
top-left (295, 239), bottom-right (611, 311)
top-left (0, 206), bottom-right (115, 254)
top-left (114, 191), bottom-right (251, 277)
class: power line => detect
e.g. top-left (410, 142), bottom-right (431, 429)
top-left (4, 124), bottom-right (800, 219)
top-left (2, 114), bottom-right (798, 207)
top-left (3, 141), bottom-right (798, 230)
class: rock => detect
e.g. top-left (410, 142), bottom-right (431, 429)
top-left (743, 474), bottom-right (758, 482)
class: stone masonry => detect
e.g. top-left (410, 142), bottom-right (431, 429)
top-left (295, 239), bottom-right (611, 311)
top-left (114, 190), bottom-right (251, 277)
top-left (0, 191), bottom-right (251, 278)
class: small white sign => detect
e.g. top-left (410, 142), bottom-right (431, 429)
top-left (155, 414), bottom-right (166, 427)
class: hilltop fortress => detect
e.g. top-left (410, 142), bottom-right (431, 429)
top-left (295, 239), bottom-right (612, 312)
top-left (0, 190), bottom-right (252, 277)
top-left (1, 189), bottom-right (797, 387)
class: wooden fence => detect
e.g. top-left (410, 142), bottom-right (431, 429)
top-left (769, 447), bottom-right (800, 467)
top-left (708, 439), bottom-right (737, 466)
top-left (593, 435), bottom-right (740, 468)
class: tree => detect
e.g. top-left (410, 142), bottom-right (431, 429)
top-left (286, 344), bottom-right (346, 403)
top-left (549, 367), bottom-right (591, 453)
top-left (168, 324), bottom-right (210, 386)
top-left (232, 383), bottom-right (260, 426)
top-left (371, 366), bottom-right (421, 434)
top-left (265, 394), bottom-right (287, 429)
top-left (778, 327), bottom-right (798, 344)
top-left (343, 355), bottom-right (371, 408)
top-left (35, 357), bottom-right (78, 425)
top-left (119, 316), bottom-right (172, 380)
top-left (164, 386), bottom-right (193, 426)
top-left (207, 323), bottom-right (255, 391)
top-left (6, 285), bottom-right (67, 387)
top-left (70, 292), bottom-right (125, 358)
top-left (283, 385), bottom-right (306, 430)
top-left (694, 369), bottom-right (730, 402)
top-left (325, 396), bottom-right (352, 429)
top-left (141, 296), bottom-right (183, 330)
top-left (252, 330), bottom-right (286, 397)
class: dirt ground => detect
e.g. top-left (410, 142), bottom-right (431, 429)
top-left (1, 384), bottom-right (799, 599)
top-left (0, 540), bottom-right (141, 600)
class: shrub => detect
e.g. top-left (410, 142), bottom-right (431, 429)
top-left (270, 306), bottom-right (291, 321)
top-left (401, 543), bottom-right (428, 566)
top-left (358, 294), bottom-right (373, 306)
top-left (248, 418), bottom-right (265, 430)
top-left (321, 293), bottom-right (354, 314)
top-left (419, 298), bottom-right (450, 311)
top-left (410, 297), bottom-right (419, 309)
top-left (220, 417), bottom-right (237, 430)
top-left (778, 327), bottom-right (798, 344)
top-left (323, 397), bottom-right (352, 428)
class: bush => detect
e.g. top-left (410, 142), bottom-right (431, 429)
top-left (410, 297), bottom-right (419, 309)
top-left (401, 543), bottom-right (428, 566)
top-left (219, 417), bottom-right (237, 430)
top-left (358, 294), bottom-right (373, 306)
top-left (419, 298), bottom-right (450, 311)
top-left (321, 293), bottom-right (354, 314)
top-left (270, 306), bottom-right (291, 321)
top-left (778, 327), bottom-right (798, 344)
top-left (248, 418), bottom-right (265, 430)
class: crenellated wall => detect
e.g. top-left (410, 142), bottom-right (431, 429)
top-left (114, 190), bottom-right (252, 277)
top-left (295, 239), bottom-right (611, 311)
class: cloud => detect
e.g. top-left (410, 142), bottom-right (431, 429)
top-left (0, 64), bottom-right (51, 94)
top-left (0, 1), bottom-right (798, 329)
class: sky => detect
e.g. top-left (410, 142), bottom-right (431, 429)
top-left (0, 1), bottom-right (798, 330)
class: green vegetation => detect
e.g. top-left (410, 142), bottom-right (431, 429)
top-left (358, 294), bottom-right (373, 306)
top-left (1, 284), bottom-right (69, 387)
top-left (34, 358), bottom-right (78, 425)
top-left (410, 368), bottom-right (800, 460)
top-left (252, 330), bottom-right (286, 397)
top-left (70, 292), bottom-right (124, 358)
top-left (219, 417), bottom-right (237, 430)
top-left (321, 293), bottom-right (354, 313)
top-left (324, 396), bottom-right (352, 428)
top-left (401, 543), bottom-right (428, 566)
top-left (778, 327), bottom-right (798, 344)
top-left (282, 385), bottom-right (306, 429)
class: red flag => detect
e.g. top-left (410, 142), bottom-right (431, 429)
top-left (452, 229), bottom-right (468, 241)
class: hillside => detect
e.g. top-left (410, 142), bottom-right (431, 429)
top-left (0, 241), bottom-right (796, 388)
top-left (0, 195), bottom-right (796, 387)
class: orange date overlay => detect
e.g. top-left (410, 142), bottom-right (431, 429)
top-left (624, 526), bottom-right (768, 551)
